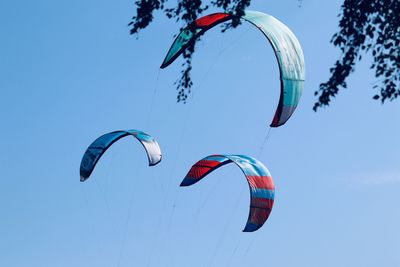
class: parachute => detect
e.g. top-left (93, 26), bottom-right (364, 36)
top-left (161, 10), bottom-right (305, 127)
top-left (181, 155), bottom-right (275, 232)
top-left (80, 130), bottom-right (162, 182)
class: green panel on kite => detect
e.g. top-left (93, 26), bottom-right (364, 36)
top-left (162, 28), bottom-right (202, 67)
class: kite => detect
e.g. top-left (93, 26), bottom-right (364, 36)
top-left (161, 10), bottom-right (305, 127)
top-left (80, 130), bottom-right (162, 182)
top-left (181, 154), bottom-right (275, 232)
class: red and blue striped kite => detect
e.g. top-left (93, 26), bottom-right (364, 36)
top-left (181, 154), bottom-right (275, 232)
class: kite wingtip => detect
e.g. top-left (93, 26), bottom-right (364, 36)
top-left (149, 155), bottom-right (162, 167)
top-left (179, 178), bottom-right (192, 187)
top-left (160, 63), bottom-right (167, 69)
top-left (269, 122), bottom-right (280, 128)
top-left (80, 175), bottom-right (86, 182)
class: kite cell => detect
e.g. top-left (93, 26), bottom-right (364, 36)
top-left (80, 130), bottom-right (162, 182)
top-left (181, 154), bottom-right (275, 232)
top-left (161, 10), bottom-right (305, 127)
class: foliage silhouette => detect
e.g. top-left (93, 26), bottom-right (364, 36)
top-left (314, 0), bottom-right (400, 110)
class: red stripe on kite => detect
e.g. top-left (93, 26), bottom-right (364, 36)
top-left (249, 207), bottom-right (272, 225)
top-left (251, 197), bottom-right (274, 209)
top-left (187, 166), bottom-right (210, 179)
top-left (186, 160), bottom-right (223, 179)
top-left (195, 160), bottom-right (223, 168)
top-left (247, 175), bottom-right (275, 190)
top-left (195, 13), bottom-right (231, 27)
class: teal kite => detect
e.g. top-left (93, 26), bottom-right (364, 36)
top-left (161, 11), bottom-right (305, 127)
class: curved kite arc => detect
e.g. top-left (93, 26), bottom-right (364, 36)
top-left (181, 154), bottom-right (275, 232)
top-left (80, 130), bottom-right (162, 182)
top-left (160, 10), bottom-right (305, 127)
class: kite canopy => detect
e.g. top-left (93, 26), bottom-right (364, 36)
top-left (80, 130), bottom-right (162, 182)
top-left (181, 154), bottom-right (275, 232)
top-left (161, 10), bottom-right (305, 127)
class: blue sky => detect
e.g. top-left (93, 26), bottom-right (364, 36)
top-left (1, 0), bottom-right (399, 266)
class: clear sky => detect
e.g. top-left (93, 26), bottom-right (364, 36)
top-left (1, 0), bottom-right (399, 266)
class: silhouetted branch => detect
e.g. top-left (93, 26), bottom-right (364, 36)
top-left (314, 0), bottom-right (400, 111)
